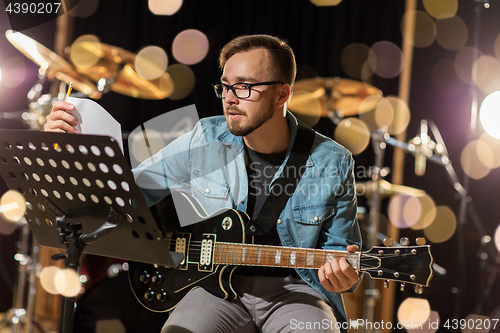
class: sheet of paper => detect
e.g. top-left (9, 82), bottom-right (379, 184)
top-left (67, 97), bottom-right (123, 153)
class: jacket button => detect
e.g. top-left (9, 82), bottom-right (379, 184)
top-left (240, 201), bottom-right (244, 204)
top-left (205, 188), bottom-right (210, 193)
top-left (277, 219), bottom-right (281, 224)
top-left (314, 216), bottom-right (319, 221)
top-left (307, 278), bottom-right (311, 282)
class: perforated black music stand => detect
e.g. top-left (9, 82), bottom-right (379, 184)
top-left (0, 130), bottom-right (183, 333)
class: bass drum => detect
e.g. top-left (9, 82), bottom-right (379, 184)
top-left (74, 270), bottom-right (168, 333)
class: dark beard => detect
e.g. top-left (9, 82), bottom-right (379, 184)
top-left (224, 105), bottom-right (274, 136)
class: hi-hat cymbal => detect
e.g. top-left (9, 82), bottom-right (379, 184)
top-left (5, 30), bottom-right (101, 99)
top-left (289, 77), bottom-right (382, 117)
top-left (356, 179), bottom-right (426, 198)
top-left (72, 41), bottom-right (174, 99)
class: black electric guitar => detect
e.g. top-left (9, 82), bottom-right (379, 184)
top-left (128, 193), bottom-right (434, 312)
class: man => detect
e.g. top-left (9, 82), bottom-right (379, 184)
top-left (45, 34), bottom-right (362, 332)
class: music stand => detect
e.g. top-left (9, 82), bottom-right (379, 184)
top-left (0, 130), bottom-right (183, 333)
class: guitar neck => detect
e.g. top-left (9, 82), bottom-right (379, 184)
top-left (214, 242), bottom-right (360, 270)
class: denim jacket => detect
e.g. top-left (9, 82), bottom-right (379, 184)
top-left (132, 111), bottom-right (362, 327)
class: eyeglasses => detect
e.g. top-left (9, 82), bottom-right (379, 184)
top-left (212, 81), bottom-right (284, 99)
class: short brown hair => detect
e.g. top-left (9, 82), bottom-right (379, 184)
top-left (219, 34), bottom-right (296, 86)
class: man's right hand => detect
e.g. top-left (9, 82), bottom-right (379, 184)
top-left (44, 101), bottom-right (78, 133)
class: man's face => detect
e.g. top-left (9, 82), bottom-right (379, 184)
top-left (221, 48), bottom-right (279, 137)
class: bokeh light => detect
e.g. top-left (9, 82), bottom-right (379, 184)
top-left (473, 56), bottom-right (500, 94)
top-left (461, 140), bottom-right (494, 179)
top-left (398, 298), bottom-right (431, 328)
top-left (40, 266), bottom-right (61, 295)
top-left (495, 34), bottom-right (500, 61)
top-left (431, 59), bottom-right (465, 97)
top-left (340, 43), bottom-right (370, 80)
top-left (70, 35), bottom-right (102, 68)
top-left (401, 10), bottom-right (436, 48)
top-left (407, 311), bottom-right (440, 333)
top-left (373, 96), bottom-right (410, 135)
top-left (455, 47), bottom-right (484, 85)
top-left (166, 64), bottom-right (196, 100)
top-left (423, 206), bottom-right (457, 243)
top-left (388, 194), bottom-right (421, 229)
top-left (68, 0), bottom-right (99, 18)
top-left (0, 190), bottom-right (26, 222)
top-left (288, 91), bottom-right (322, 126)
top-left (435, 16), bottom-right (468, 51)
top-left (0, 218), bottom-right (17, 235)
top-left (1, 57), bottom-right (28, 88)
top-left (55, 268), bottom-right (82, 297)
top-left (479, 133), bottom-right (500, 168)
top-left (480, 91), bottom-right (500, 139)
top-left (410, 194), bottom-right (437, 230)
top-left (135, 46), bottom-right (168, 80)
top-left (310, 0), bottom-right (342, 6)
top-left (423, 0), bottom-right (458, 19)
top-left (172, 29), bottom-right (209, 65)
top-left (149, 0), bottom-right (183, 15)
top-left (463, 314), bottom-right (492, 333)
top-left (0, 67), bottom-right (2, 85)
top-left (368, 41), bottom-right (404, 79)
top-left (494, 224), bottom-right (500, 252)
top-left (333, 118), bottom-right (370, 155)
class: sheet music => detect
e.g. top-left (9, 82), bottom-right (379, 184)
top-left (67, 97), bottom-right (123, 153)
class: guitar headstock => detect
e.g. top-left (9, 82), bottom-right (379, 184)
top-left (361, 237), bottom-right (433, 293)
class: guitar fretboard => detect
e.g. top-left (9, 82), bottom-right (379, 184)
top-left (214, 243), bottom-right (360, 270)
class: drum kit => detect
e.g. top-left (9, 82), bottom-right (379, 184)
top-left (0, 30), bottom-right (441, 332)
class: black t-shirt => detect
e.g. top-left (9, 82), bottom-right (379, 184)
top-left (238, 144), bottom-right (297, 277)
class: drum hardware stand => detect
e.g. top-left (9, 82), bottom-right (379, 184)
top-left (0, 220), bottom-right (42, 333)
top-left (0, 130), bottom-right (184, 333)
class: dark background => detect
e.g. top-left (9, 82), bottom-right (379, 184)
top-left (0, 0), bottom-right (499, 331)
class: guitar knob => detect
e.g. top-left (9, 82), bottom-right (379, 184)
top-left (416, 237), bottom-right (427, 245)
top-left (400, 283), bottom-right (405, 291)
top-left (156, 290), bottom-right (168, 302)
top-left (414, 285), bottom-right (423, 294)
top-left (384, 280), bottom-right (390, 288)
top-left (144, 289), bottom-right (155, 301)
top-left (140, 272), bottom-right (150, 284)
top-left (400, 237), bottom-right (409, 246)
top-left (152, 273), bottom-right (164, 285)
top-left (383, 238), bottom-right (394, 247)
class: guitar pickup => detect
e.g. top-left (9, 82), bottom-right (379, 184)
top-left (175, 233), bottom-right (190, 270)
top-left (199, 233), bottom-right (216, 272)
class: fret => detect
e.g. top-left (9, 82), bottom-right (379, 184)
top-left (296, 248), bottom-right (306, 268)
top-left (241, 245), bottom-right (247, 264)
top-left (264, 246), bottom-right (270, 267)
top-left (275, 248), bottom-right (282, 266)
top-left (232, 244), bottom-right (238, 265)
top-left (289, 249), bottom-right (297, 267)
top-left (257, 246), bottom-right (263, 266)
top-left (282, 247), bottom-right (290, 268)
top-left (306, 248), bottom-right (315, 268)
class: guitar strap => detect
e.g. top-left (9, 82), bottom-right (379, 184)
top-left (246, 122), bottom-right (316, 236)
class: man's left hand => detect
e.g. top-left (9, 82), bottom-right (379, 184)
top-left (318, 245), bottom-right (359, 293)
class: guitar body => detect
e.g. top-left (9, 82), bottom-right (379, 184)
top-left (128, 192), bottom-right (434, 313)
top-left (128, 193), bottom-right (250, 312)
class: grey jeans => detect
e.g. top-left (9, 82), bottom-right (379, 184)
top-left (161, 274), bottom-right (340, 333)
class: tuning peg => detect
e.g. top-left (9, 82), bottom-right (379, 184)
top-left (400, 237), bottom-right (409, 246)
top-left (384, 280), bottom-right (390, 288)
top-left (414, 285), bottom-right (423, 294)
top-left (383, 238), bottom-right (394, 247)
top-left (140, 271), bottom-right (151, 284)
top-left (400, 283), bottom-right (405, 291)
top-left (144, 289), bottom-right (155, 301)
top-left (416, 237), bottom-right (427, 245)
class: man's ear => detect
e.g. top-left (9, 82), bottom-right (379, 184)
top-left (277, 83), bottom-right (291, 108)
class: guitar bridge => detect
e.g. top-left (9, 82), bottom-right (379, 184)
top-left (199, 233), bottom-right (216, 272)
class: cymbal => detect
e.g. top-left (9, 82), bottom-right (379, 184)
top-left (72, 41), bottom-right (174, 99)
top-left (356, 180), bottom-right (426, 198)
top-left (5, 30), bottom-right (101, 99)
top-left (289, 77), bottom-right (382, 117)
